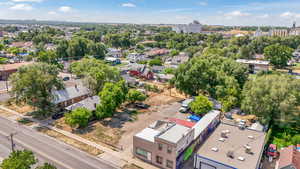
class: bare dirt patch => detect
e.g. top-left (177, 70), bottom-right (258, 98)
top-left (54, 117), bottom-right (124, 151)
top-left (122, 163), bottom-right (143, 169)
top-left (36, 126), bottom-right (103, 156)
top-left (144, 92), bottom-right (182, 106)
top-left (0, 109), bottom-right (15, 117)
top-left (5, 102), bottom-right (35, 115)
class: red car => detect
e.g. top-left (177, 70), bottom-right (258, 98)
top-left (267, 144), bottom-right (278, 158)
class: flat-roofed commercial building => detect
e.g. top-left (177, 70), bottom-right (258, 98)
top-left (194, 123), bottom-right (266, 169)
top-left (133, 111), bottom-right (221, 169)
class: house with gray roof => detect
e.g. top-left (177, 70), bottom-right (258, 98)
top-left (65, 96), bottom-right (100, 111)
top-left (52, 85), bottom-right (90, 108)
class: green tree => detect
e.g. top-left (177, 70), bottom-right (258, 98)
top-left (190, 95), bottom-right (213, 115)
top-left (127, 89), bottom-right (147, 104)
top-left (65, 107), bottom-right (92, 128)
top-left (241, 74), bottom-right (300, 127)
top-left (96, 80), bottom-right (128, 119)
top-left (1, 150), bottom-right (37, 169)
top-left (9, 63), bottom-right (64, 116)
top-left (264, 44), bottom-right (293, 68)
top-left (35, 50), bottom-right (62, 69)
top-left (35, 163), bottom-right (57, 169)
top-left (70, 58), bottom-right (121, 94)
top-left (56, 40), bottom-right (69, 59)
top-left (87, 42), bottom-right (107, 59)
top-left (148, 59), bottom-right (162, 66)
top-left (67, 37), bottom-right (89, 59)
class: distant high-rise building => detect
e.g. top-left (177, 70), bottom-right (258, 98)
top-left (270, 22), bottom-right (300, 37)
top-left (0, 31), bottom-right (3, 37)
top-left (172, 20), bottom-right (202, 33)
top-left (254, 27), bottom-right (263, 37)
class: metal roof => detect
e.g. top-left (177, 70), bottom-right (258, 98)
top-left (52, 85), bottom-right (90, 104)
top-left (192, 110), bottom-right (221, 139)
top-left (65, 96), bottom-right (100, 111)
top-left (158, 124), bottom-right (190, 144)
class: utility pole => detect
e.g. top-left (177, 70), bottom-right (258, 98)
top-left (9, 133), bottom-right (16, 152)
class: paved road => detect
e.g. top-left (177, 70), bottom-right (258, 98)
top-left (0, 117), bottom-right (119, 169)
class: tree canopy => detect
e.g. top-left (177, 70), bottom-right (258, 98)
top-left (1, 150), bottom-right (37, 169)
top-left (9, 63), bottom-right (64, 116)
top-left (190, 95), bottom-right (213, 115)
top-left (69, 58), bottom-right (121, 94)
top-left (65, 107), bottom-right (93, 128)
top-left (264, 44), bottom-right (293, 68)
top-left (241, 74), bottom-right (300, 128)
top-left (126, 89), bottom-right (147, 104)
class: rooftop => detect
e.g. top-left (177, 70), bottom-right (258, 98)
top-left (157, 124), bottom-right (190, 144)
top-left (236, 59), bottom-right (270, 65)
top-left (197, 123), bottom-right (266, 169)
top-left (65, 96), bottom-right (100, 111)
top-left (278, 145), bottom-right (300, 169)
top-left (135, 127), bottom-right (160, 143)
top-left (193, 110), bottom-right (221, 139)
top-left (52, 85), bottom-right (90, 104)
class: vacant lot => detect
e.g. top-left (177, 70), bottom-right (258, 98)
top-left (36, 126), bottom-right (103, 156)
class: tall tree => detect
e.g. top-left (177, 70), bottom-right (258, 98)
top-left (65, 107), bottom-right (92, 128)
top-left (96, 80), bottom-right (128, 119)
top-left (241, 74), bottom-right (300, 128)
top-left (264, 44), bottom-right (293, 68)
top-left (190, 95), bottom-right (213, 115)
top-left (9, 63), bottom-right (64, 116)
top-left (0, 150), bottom-right (37, 169)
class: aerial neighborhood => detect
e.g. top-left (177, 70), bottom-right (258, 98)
top-left (0, 18), bottom-right (299, 169)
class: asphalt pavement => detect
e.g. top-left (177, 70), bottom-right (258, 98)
top-left (0, 117), bottom-right (119, 169)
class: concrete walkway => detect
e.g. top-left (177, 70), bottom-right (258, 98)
top-left (0, 105), bottom-right (158, 169)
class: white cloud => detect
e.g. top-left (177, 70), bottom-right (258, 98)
top-left (10, 4), bottom-right (33, 11)
top-left (48, 11), bottom-right (57, 15)
top-left (258, 14), bottom-right (269, 18)
top-left (198, 1), bottom-right (207, 6)
top-left (11, 0), bottom-right (43, 2)
top-left (59, 6), bottom-right (72, 13)
top-left (225, 10), bottom-right (251, 17)
top-left (280, 11), bottom-right (300, 18)
top-left (121, 3), bottom-right (136, 8)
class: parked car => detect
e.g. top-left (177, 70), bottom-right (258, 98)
top-left (134, 103), bottom-right (149, 109)
top-left (63, 77), bottom-right (70, 81)
top-left (52, 112), bottom-right (64, 120)
top-left (179, 98), bottom-right (194, 113)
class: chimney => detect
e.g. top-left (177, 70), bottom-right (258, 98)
top-left (94, 103), bottom-right (97, 108)
top-left (75, 84), bottom-right (78, 90)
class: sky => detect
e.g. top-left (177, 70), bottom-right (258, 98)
top-left (0, 0), bottom-right (300, 26)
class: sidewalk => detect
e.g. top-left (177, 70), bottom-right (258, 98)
top-left (0, 105), bottom-right (158, 169)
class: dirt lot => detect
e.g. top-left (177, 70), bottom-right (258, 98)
top-left (36, 126), bottom-right (103, 156)
top-left (4, 102), bottom-right (35, 115)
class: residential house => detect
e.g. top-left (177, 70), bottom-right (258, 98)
top-left (276, 145), bottom-right (300, 169)
top-left (165, 53), bottom-right (189, 66)
top-left (65, 96), bottom-right (100, 111)
top-left (107, 48), bottom-right (122, 58)
top-left (194, 122), bottom-right (266, 169)
top-left (121, 74), bottom-right (138, 87)
top-left (129, 63), bottom-right (154, 80)
top-left (146, 48), bottom-right (169, 58)
top-left (105, 57), bottom-right (121, 65)
top-left (0, 62), bottom-right (33, 80)
top-left (52, 85), bottom-right (90, 108)
top-left (236, 59), bottom-right (270, 73)
top-left (152, 65), bottom-right (165, 74)
top-left (127, 53), bottom-right (148, 63)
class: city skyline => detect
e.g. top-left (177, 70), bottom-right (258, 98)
top-left (0, 0), bottom-right (300, 26)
